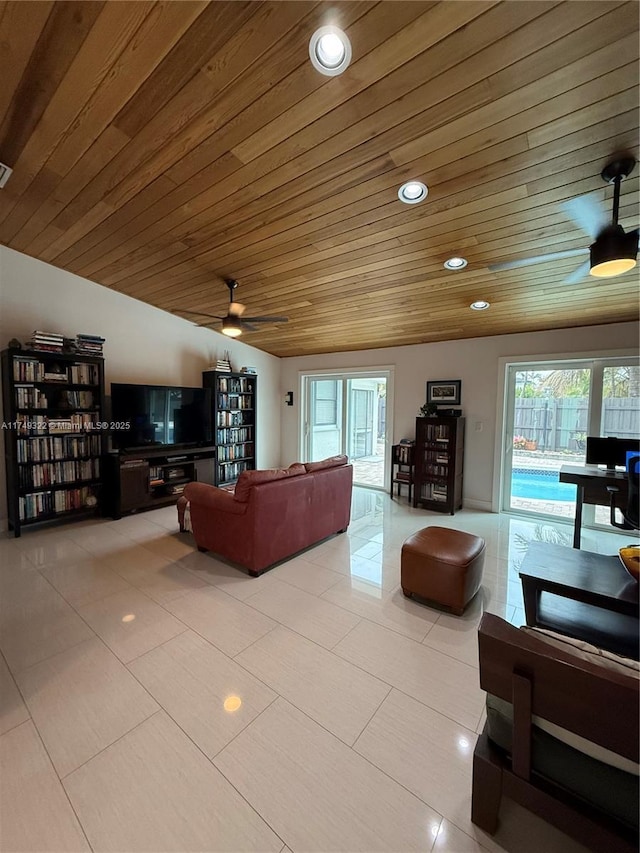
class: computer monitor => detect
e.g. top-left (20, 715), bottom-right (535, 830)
top-left (585, 436), bottom-right (640, 471)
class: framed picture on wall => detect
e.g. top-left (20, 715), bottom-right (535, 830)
top-left (426, 379), bottom-right (461, 405)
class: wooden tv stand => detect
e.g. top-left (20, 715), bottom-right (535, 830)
top-left (104, 446), bottom-right (216, 518)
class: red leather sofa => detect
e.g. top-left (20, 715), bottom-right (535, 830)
top-left (177, 455), bottom-right (353, 575)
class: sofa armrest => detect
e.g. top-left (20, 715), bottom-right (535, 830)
top-left (183, 482), bottom-right (246, 516)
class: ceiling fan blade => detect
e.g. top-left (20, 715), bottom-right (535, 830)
top-left (240, 322), bottom-right (260, 332)
top-left (561, 193), bottom-right (608, 240)
top-left (563, 259), bottom-right (591, 285)
top-left (229, 301), bottom-right (246, 316)
top-left (241, 316), bottom-right (289, 323)
top-left (172, 308), bottom-right (225, 320)
top-left (489, 248), bottom-right (587, 272)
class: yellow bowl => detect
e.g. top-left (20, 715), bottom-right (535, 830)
top-left (619, 546), bottom-right (640, 583)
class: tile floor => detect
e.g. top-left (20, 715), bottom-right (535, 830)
top-left (0, 488), bottom-right (632, 853)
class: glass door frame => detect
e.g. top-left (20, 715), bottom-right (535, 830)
top-left (299, 367), bottom-right (395, 491)
top-left (496, 351), bottom-right (639, 526)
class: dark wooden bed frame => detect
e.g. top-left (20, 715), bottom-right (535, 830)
top-left (472, 613), bottom-right (639, 853)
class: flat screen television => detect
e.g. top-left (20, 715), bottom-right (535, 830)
top-left (110, 383), bottom-right (209, 451)
top-left (585, 436), bottom-right (640, 471)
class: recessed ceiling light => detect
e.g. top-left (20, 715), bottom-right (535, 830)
top-left (398, 181), bottom-right (428, 204)
top-left (444, 256), bottom-right (468, 270)
top-left (470, 300), bottom-right (490, 311)
top-left (309, 26), bottom-right (352, 76)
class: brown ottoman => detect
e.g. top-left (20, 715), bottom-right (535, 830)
top-left (401, 526), bottom-right (485, 615)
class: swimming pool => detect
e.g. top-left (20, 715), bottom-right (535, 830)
top-left (511, 468), bottom-right (576, 502)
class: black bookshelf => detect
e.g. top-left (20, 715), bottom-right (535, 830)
top-left (1, 348), bottom-right (106, 536)
top-left (202, 370), bottom-right (257, 486)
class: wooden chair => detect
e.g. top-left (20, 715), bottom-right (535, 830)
top-left (472, 613), bottom-right (639, 853)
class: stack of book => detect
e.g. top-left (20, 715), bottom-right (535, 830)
top-left (76, 334), bottom-right (105, 355)
top-left (29, 330), bottom-right (64, 352)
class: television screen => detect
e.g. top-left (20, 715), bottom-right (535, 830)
top-left (110, 384), bottom-right (209, 450)
top-left (585, 436), bottom-right (640, 470)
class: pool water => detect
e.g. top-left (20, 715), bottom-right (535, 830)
top-left (511, 468), bottom-right (576, 502)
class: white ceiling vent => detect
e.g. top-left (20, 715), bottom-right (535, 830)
top-left (0, 163), bottom-right (13, 188)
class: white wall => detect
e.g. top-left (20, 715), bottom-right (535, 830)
top-left (280, 322), bottom-right (640, 510)
top-left (0, 246), bottom-right (281, 525)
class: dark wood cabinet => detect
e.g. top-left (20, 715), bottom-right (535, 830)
top-left (390, 443), bottom-right (415, 502)
top-left (104, 446), bottom-right (216, 518)
top-left (1, 348), bottom-right (105, 536)
top-left (202, 370), bottom-right (256, 487)
top-left (413, 416), bottom-right (465, 514)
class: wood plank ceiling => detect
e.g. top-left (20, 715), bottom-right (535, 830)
top-left (0, 0), bottom-right (638, 357)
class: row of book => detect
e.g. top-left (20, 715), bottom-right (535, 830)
top-left (18, 486), bottom-right (98, 521)
top-left (56, 390), bottom-right (95, 409)
top-left (217, 377), bottom-right (254, 393)
top-left (12, 359), bottom-right (100, 385)
top-left (217, 460), bottom-right (252, 484)
top-left (215, 426), bottom-right (253, 445)
top-left (422, 464), bottom-right (450, 478)
top-left (14, 386), bottom-right (48, 409)
top-left (420, 482), bottom-right (449, 502)
top-left (76, 334), bottom-right (105, 356)
top-left (29, 331), bottom-right (65, 352)
top-left (216, 410), bottom-right (252, 428)
top-left (422, 423), bottom-right (451, 442)
top-left (16, 435), bottom-right (102, 463)
top-left (217, 393), bottom-right (253, 410)
top-left (217, 442), bottom-right (253, 463)
top-left (16, 414), bottom-right (99, 435)
top-left (25, 331), bottom-right (105, 356)
top-left (18, 459), bottom-right (100, 490)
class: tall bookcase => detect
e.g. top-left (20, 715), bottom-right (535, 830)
top-left (413, 416), bottom-right (465, 514)
top-left (202, 370), bottom-right (256, 487)
top-left (1, 348), bottom-right (106, 536)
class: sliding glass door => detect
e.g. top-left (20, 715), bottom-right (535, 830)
top-left (502, 358), bottom-right (640, 526)
top-left (304, 372), bottom-right (390, 489)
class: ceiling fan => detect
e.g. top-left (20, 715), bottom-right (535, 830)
top-left (174, 279), bottom-right (288, 337)
top-left (489, 156), bottom-right (639, 284)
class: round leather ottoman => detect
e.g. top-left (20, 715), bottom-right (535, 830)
top-left (401, 526), bottom-right (485, 615)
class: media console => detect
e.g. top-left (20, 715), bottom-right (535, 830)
top-left (104, 445), bottom-right (216, 518)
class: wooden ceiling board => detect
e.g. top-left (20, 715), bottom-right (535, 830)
top-left (0, 0), bottom-right (638, 357)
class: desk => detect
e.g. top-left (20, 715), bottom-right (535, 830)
top-left (520, 541), bottom-right (639, 659)
top-left (559, 464), bottom-right (629, 549)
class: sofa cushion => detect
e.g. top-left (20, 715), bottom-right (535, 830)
top-left (486, 693), bottom-right (639, 828)
top-left (521, 626), bottom-right (640, 679)
top-left (304, 455), bottom-right (348, 473)
top-left (234, 464), bottom-right (306, 502)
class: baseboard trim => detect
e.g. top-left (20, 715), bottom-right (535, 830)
top-left (463, 499), bottom-right (493, 512)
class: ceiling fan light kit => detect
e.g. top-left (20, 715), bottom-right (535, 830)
top-left (589, 157), bottom-right (638, 278)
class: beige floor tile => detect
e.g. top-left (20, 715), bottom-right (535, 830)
top-left (269, 555), bottom-right (345, 595)
top-left (13, 534), bottom-right (90, 568)
top-left (110, 556), bottom-right (208, 605)
top-left (64, 711), bottom-right (282, 853)
top-left (354, 688), bottom-right (477, 828)
top-left (16, 637), bottom-right (158, 777)
top-left (103, 515), bottom-right (167, 543)
top-left (65, 524), bottom-right (133, 557)
top-left (100, 541), bottom-right (174, 576)
top-left (334, 620), bottom-right (484, 729)
top-left (0, 721), bottom-right (90, 852)
top-left (0, 573), bottom-right (94, 672)
top-left (129, 630), bottom-right (276, 757)
top-left (235, 625), bottom-right (390, 745)
top-left (141, 531), bottom-right (197, 561)
top-left (177, 549), bottom-right (277, 600)
top-left (165, 585), bottom-right (276, 656)
top-left (77, 588), bottom-right (186, 663)
top-left (0, 654), bottom-right (30, 735)
top-left (40, 557), bottom-right (132, 607)
top-left (321, 578), bottom-right (438, 641)
top-left (243, 579), bottom-right (361, 649)
top-left (214, 698), bottom-right (442, 852)
top-left (433, 819), bottom-right (489, 852)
